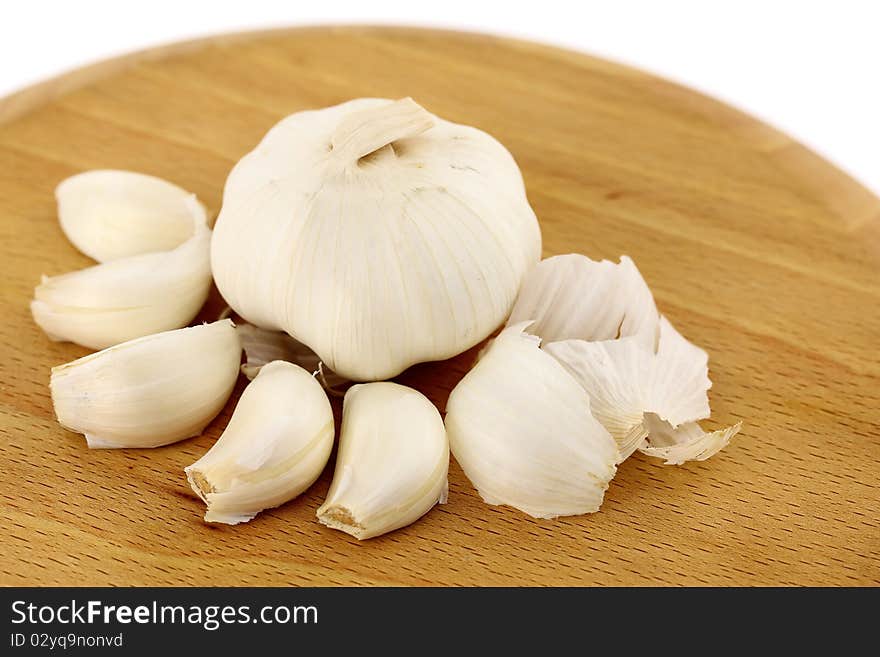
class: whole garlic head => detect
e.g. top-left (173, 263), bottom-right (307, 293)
top-left (212, 97), bottom-right (541, 381)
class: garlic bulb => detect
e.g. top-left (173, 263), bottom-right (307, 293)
top-left (212, 97), bottom-right (541, 381)
top-left (317, 382), bottom-right (449, 539)
top-left (186, 360), bottom-right (334, 524)
top-left (445, 323), bottom-right (618, 519)
top-left (513, 253), bottom-right (739, 463)
top-left (31, 214), bottom-right (212, 350)
top-left (56, 170), bottom-right (205, 262)
top-left (50, 320), bottom-right (241, 448)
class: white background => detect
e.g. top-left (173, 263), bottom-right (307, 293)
top-left (1, 0), bottom-right (877, 194)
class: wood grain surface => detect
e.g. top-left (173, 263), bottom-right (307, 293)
top-left (1, 26), bottom-right (878, 586)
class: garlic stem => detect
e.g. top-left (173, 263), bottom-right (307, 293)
top-left (329, 97), bottom-right (435, 170)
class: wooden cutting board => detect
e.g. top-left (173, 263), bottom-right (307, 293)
top-left (1, 26), bottom-right (877, 586)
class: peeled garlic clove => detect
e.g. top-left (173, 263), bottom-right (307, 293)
top-left (212, 97), bottom-right (541, 381)
top-left (317, 382), bottom-right (448, 540)
top-left (50, 320), bottom-right (241, 449)
top-left (185, 361), bottom-right (334, 524)
top-left (56, 170), bottom-right (206, 262)
top-left (508, 254), bottom-right (659, 348)
top-left (545, 316), bottom-right (725, 463)
top-left (31, 216), bottom-right (212, 350)
top-left (445, 323), bottom-right (618, 519)
top-left (639, 414), bottom-right (742, 465)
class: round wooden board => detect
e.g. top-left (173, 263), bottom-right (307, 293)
top-left (1, 26), bottom-right (878, 586)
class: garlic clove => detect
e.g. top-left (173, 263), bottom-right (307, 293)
top-left (639, 414), bottom-right (742, 465)
top-left (445, 323), bottom-right (618, 519)
top-left (31, 215), bottom-right (212, 350)
top-left (50, 319), bottom-right (241, 449)
top-left (56, 170), bottom-right (206, 262)
top-left (185, 360), bottom-right (334, 524)
top-left (317, 382), bottom-right (449, 540)
top-left (545, 316), bottom-right (725, 463)
top-left (508, 254), bottom-right (659, 348)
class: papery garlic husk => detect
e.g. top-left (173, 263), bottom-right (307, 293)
top-left (50, 320), bottom-right (241, 448)
top-left (56, 170), bottom-right (206, 262)
top-left (546, 316), bottom-right (739, 463)
top-left (445, 323), bottom-right (618, 519)
top-left (31, 210), bottom-right (212, 350)
top-left (508, 254), bottom-right (659, 347)
top-left (235, 323), bottom-right (348, 392)
top-left (317, 382), bottom-right (449, 539)
top-left (185, 360), bottom-right (334, 524)
top-left (212, 97), bottom-right (541, 381)
top-left (639, 413), bottom-right (742, 465)
top-left (507, 252), bottom-right (739, 464)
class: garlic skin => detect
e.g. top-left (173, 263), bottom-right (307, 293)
top-left (56, 170), bottom-right (205, 262)
top-left (507, 253), bottom-right (739, 465)
top-left (546, 316), bottom-right (739, 464)
top-left (235, 323), bottom-right (348, 392)
top-left (640, 414), bottom-right (741, 465)
top-left (445, 323), bottom-right (618, 519)
top-left (186, 361), bottom-right (334, 525)
top-left (31, 216), bottom-right (212, 350)
top-left (317, 382), bottom-right (449, 539)
top-left (50, 320), bottom-right (241, 449)
top-left (508, 254), bottom-right (659, 347)
top-left (545, 317), bottom-right (710, 460)
top-left (212, 97), bottom-right (541, 381)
